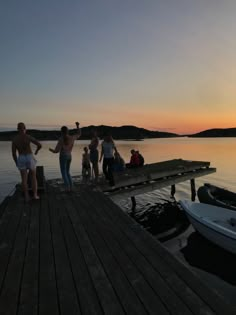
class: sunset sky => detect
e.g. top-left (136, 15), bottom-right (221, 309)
top-left (1, 1), bottom-right (236, 134)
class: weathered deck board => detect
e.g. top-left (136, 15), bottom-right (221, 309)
top-left (67, 193), bottom-right (161, 315)
top-left (83, 189), bottom-right (218, 315)
top-left (0, 197), bottom-right (30, 314)
top-left (89, 190), bottom-right (233, 315)
top-left (18, 200), bottom-right (40, 315)
top-left (79, 190), bottom-right (192, 315)
top-left (112, 159), bottom-right (214, 186)
top-left (62, 194), bottom-right (126, 315)
top-left (58, 198), bottom-right (103, 315)
top-left (47, 188), bottom-right (81, 315)
top-left (39, 192), bottom-right (59, 314)
top-left (0, 184), bottom-right (234, 315)
top-left (110, 168), bottom-right (216, 200)
top-left (97, 159), bottom-right (216, 199)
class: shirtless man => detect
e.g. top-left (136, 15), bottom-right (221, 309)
top-left (12, 122), bottom-right (42, 201)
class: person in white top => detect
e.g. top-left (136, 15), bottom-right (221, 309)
top-left (99, 133), bottom-right (117, 187)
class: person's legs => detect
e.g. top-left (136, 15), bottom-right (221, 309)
top-left (92, 162), bottom-right (99, 181)
top-left (107, 158), bottom-right (115, 186)
top-left (66, 157), bottom-right (73, 190)
top-left (82, 166), bottom-right (86, 180)
top-left (60, 155), bottom-right (70, 190)
top-left (88, 167), bottom-right (91, 179)
top-left (90, 150), bottom-right (99, 182)
top-left (102, 158), bottom-right (109, 180)
top-left (20, 169), bottom-right (30, 202)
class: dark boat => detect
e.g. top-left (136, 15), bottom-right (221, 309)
top-left (197, 183), bottom-right (236, 211)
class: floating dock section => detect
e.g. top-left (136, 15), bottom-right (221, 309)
top-left (101, 159), bottom-right (216, 201)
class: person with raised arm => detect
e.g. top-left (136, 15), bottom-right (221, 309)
top-left (12, 122), bottom-right (42, 202)
top-left (49, 122), bottom-right (81, 192)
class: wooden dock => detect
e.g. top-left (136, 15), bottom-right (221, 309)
top-left (100, 159), bottom-right (216, 201)
top-left (0, 181), bottom-right (234, 314)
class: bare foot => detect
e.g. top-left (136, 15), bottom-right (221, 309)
top-left (33, 195), bottom-right (40, 200)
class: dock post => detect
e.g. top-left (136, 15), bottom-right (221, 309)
top-left (190, 179), bottom-right (196, 201)
top-left (131, 196), bottom-right (136, 214)
top-left (171, 185), bottom-right (175, 197)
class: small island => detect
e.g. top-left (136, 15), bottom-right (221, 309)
top-left (188, 128), bottom-right (236, 137)
top-left (1, 126), bottom-right (236, 141)
top-left (0, 125), bottom-right (179, 141)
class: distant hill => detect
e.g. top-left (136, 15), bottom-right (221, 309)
top-left (189, 128), bottom-right (236, 137)
top-left (0, 125), bottom-right (179, 141)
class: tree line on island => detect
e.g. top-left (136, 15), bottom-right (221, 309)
top-left (0, 125), bottom-right (236, 141)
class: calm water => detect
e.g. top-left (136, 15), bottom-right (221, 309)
top-left (1, 137), bottom-right (236, 204)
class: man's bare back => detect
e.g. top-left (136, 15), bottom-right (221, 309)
top-left (12, 134), bottom-right (34, 155)
top-left (12, 122), bottom-right (42, 201)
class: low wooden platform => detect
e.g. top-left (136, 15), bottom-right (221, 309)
top-left (0, 183), bottom-right (234, 315)
top-left (100, 159), bottom-right (216, 200)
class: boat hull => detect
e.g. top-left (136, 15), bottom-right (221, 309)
top-left (197, 183), bottom-right (236, 211)
top-left (180, 200), bottom-right (236, 254)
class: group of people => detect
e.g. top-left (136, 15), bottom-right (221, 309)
top-left (12, 122), bottom-right (144, 202)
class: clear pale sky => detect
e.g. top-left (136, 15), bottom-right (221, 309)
top-left (1, 0), bottom-right (236, 134)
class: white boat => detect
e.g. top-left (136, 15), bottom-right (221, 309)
top-left (179, 200), bottom-right (236, 254)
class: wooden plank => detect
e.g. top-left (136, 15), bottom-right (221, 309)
top-left (72, 191), bottom-right (163, 315)
top-left (64, 195), bottom-right (125, 315)
top-left (0, 201), bottom-right (30, 315)
top-left (93, 190), bottom-right (235, 315)
top-left (85, 190), bottom-right (210, 315)
top-left (47, 188), bottom-right (81, 315)
top-left (0, 195), bottom-right (24, 297)
top-left (38, 191), bottom-right (59, 315)
top-left (80, 189), bottom-right (192, 315)
top-left (18, 200), bottom-right (40, 315)
top-left (109, 168), bottom-right (216, 200)
top-left (0, 193), bottom-right (21, 244)
top-left (0, 196), bottom-right (11, 219)
top-left (56, 190), bottom-right (104, 315)
top-left (112, 159), bottom-right (211, 186)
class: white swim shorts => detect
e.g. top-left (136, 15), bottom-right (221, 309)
top-left (17, 154), bottom-right (37, 170)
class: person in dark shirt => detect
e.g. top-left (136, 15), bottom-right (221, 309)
top-left (136, 150), bottom-right (145, 166)
top-left (126, 149), bottom-right (140, 168)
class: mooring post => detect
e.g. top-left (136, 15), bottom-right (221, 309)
top-left (171, 184), bottom-right (175, 197)
top-left (131, 196), bottom-right (136, 213)
top-left (190, 179), bottom-right (196, 201)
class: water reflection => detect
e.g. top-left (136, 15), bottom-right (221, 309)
top-left (181, 231), bottom-right (236, 285)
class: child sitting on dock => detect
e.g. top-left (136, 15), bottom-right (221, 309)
top-left (82, 147), bottom-right (91, 181)
top-left (126, 149), bottom-right (140, 168)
